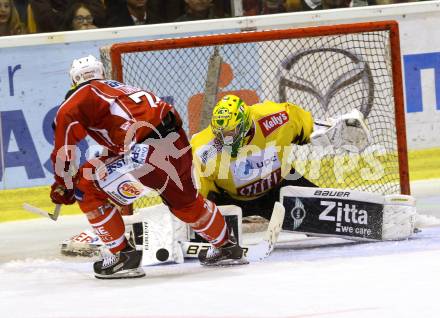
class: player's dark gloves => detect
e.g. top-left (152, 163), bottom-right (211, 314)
top-left (50, 182), bottom-right (76, 205)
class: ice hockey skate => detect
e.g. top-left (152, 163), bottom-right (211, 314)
top-left (198, 234), bottom-right (249, 267)
top-left (94, 244), bottom-right (145, 279)
top-left (60, 229), bottom-right (102, 257)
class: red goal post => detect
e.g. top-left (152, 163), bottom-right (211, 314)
top-left (100, 20), bottom-right (409, 202)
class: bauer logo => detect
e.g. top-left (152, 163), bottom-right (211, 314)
top-left (314, 190), bottom-right (350, 198)
top-left (117, 181), bottom-right (143, 199)
top-left (258, 111), bottom-right (288, 137)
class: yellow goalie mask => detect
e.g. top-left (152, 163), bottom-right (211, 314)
top-left (210, 95), bottom-right (251, 157)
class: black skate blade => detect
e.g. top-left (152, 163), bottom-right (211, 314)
top-left (94, 268), bottom-right (146, 280)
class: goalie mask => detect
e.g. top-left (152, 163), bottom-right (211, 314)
top-left (70, 55), bottom-right (104, 86)
top-left (210, 95), bottom-right (251, 157)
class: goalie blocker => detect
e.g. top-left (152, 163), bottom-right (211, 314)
top-left (281, 186), bottom-right (416, 241)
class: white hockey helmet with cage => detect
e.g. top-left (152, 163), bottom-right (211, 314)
top-left (69, 55), bottom-right (104, 85)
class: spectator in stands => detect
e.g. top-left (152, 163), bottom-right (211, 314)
top-left (29, 0), bottom-right (66, 32)
top-left (0, 0), bottom-right (26, 36)
top-left (13, 0), bottom-right (28, 23)
top-left (175, 0), bottom-right (225, 22)
top-left (292, 0), bottom-right (352, 11)
top-left (283, 0), bottom-right (304, 11)
top-left (148, 0), bottom-right (184, 23)
top-left (262, 0), bottom-right (285, 14)
top-left (370, 0), bottom-right (417, 4)
top-left (322, 0), bottom-right (352, 8)
top-left (243, 0), bottom-right (262, 16)
top-left (31, 0), bottom-right (105, 33)
top-left (63, 1), bottom-right (105, 31)
top-left (106, 0), bottom-right (154, 27)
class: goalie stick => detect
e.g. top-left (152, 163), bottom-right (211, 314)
top-left (246, 202), bottom-right (285, 261)
top-left (22, 203), bottom-right (61, 221)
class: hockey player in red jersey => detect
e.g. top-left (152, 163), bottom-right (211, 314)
top-left (50, 55), bottom-right (248, 279)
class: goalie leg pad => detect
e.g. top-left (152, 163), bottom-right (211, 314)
top-left (128, 203), bottom-right (186, 266)
top-left (85, 204), bottom-right (127, 253)
top-left (281, 186), bottom-right (416, 241)
top-left (382, 194), bottom-right (416, 240)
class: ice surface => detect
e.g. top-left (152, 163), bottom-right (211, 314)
top-left (1, 194), bottom-right (440, 318)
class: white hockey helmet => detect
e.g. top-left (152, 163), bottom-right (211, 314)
top-left (69, 55), bottom-right (104, 85)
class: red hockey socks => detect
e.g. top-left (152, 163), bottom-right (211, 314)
top-left (85, 205), bottom-right (127, 254)
top-left (171, 195), bottom-right (229, 247)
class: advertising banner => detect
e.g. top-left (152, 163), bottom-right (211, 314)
top-left (1, 3), bottom-right (440, 189)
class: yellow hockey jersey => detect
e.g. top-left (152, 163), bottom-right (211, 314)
top-left (191, 100), bottom-right (314, 200)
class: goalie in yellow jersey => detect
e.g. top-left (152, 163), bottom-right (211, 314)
top-left (191, 95), bottom-right (417, 243)
top-left (191, 94), bottom-right (321, 221)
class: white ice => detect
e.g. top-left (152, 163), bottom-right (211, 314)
top-left (1, 180), bottom-right (440, 318)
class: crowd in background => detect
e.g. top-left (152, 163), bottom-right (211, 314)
top-left (0, 0), bottom-right (424, 37)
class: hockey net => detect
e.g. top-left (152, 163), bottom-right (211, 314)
top-left (100, 21), bottom-right (409, 210)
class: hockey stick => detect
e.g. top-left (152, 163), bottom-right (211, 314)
top-left (22, 203), bottom-right (61, 221)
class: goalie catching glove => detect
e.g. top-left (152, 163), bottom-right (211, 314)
top-left (311, 109), bottom-right (371, 152)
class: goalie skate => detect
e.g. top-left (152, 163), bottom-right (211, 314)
top-left (60, 230), bottom-right (102, 257)
top-left (94, 244), bottom-right (145, 279)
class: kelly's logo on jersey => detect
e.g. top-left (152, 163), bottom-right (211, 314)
top-left (258, 111), bottom-right (289, 137)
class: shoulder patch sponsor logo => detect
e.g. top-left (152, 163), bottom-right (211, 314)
top-left (196, 140), bottom-right (221, 165)
top-left (258, 111), bottom-right (289, 137)
top-left (103, 80), bottom-right (122, 88)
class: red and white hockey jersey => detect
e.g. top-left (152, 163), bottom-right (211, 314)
top-left (51, 79), bottom-right (173, 185)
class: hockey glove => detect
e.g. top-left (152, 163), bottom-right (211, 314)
top-left (310, 109), bottom-right (371, 152)
top-left (50, 182), bottom-right (76, 205)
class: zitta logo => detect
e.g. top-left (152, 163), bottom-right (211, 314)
top-left (319, 200), bottom-right (368, 233)
top-left (290, 198), bottom-right (306, 230)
